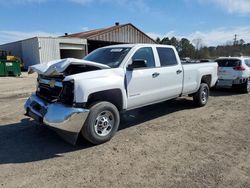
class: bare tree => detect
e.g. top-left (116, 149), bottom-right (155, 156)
top-left (192, 38), bottom-right (203, 50)
top-left (225, 40), bottom-right (233, 46)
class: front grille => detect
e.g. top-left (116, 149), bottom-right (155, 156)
top-left (36, 76), bottom-right (63, 103)
top-left (37, 84), bottom-right (62, 102)
top-left (36, 75), bottom-right (74, 105)
top-left (39, 74), bottom-right (64, 81)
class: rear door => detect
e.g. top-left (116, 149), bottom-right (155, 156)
top-left (154, 47), bottom-right (183, 99)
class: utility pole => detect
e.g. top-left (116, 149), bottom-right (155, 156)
top-left (234, 34), bottom-right (238, 45)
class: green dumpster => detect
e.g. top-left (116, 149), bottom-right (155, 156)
top-left (0, 60), bottom-right (21, 77)
top-left (0, 61), bottom-right (5, 76)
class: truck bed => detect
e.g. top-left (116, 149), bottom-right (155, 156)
top-left (181, 62), bottom-right (218, 95)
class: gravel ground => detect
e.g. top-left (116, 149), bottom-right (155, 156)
top-left (0, 73), bottom-right (249, 188)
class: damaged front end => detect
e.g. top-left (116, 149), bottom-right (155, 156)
top-left (24, 72), bottom-right (89, 144)
top-left (24, 58), bottom-right (109, 144)
top-left (25, 94), bottom-right (89, 145)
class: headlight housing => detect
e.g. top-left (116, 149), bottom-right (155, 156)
top-left (60, 80), bottom-right (74, 106)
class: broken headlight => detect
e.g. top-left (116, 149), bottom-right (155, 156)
top-left (60, 80), bottom-right (74, 106)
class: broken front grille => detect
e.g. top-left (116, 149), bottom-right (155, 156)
top-left (36, 75), bottom-right (74, 105)
top-left (36, 75), bottom-right (63, 103)
top-left (37, 83), bottom-right (62, 102)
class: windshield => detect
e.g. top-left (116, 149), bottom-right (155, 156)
top-left (84, 47), bottom-right (131, 68)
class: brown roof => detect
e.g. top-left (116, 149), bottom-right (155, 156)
top-left (63, 23), bottom-right (155, 43)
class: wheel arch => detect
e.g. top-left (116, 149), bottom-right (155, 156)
top-left (200, 75), bottom-right (212, 87)
top-left (86, 89), bottom-right (124, 111)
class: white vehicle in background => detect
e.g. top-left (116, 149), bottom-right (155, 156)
top-left (215, 57), bottom-right (250, 93)
top-left (25, 44), bottom-right (218, 145)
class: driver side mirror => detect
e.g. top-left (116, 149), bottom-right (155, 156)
top-left (127, 59), bottom-right (147, 70)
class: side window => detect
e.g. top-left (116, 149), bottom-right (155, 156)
top-left (157, 47), bottom-right (178, 66)
top-left (245, 59), bottom-right (250, 67)
top-left (132, 47), bottom-right (155, 68)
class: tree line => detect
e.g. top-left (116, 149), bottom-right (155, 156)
top-left (155, 37), bottom-right (250, 60)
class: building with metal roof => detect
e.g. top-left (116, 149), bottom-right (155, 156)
top-left (64, 22), bottom-right (156, 52)
top-left (0, 23), bottom-right (156, 68)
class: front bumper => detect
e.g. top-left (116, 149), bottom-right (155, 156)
top-left (24, 94), bottom-right (89, 145)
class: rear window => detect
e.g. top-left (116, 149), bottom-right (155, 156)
top-left (216, 59), bottom-right (241, 67)
top-left (245, 59), bottom-right (250, 67)
top-left (156, 47), bottom-right (178, 66)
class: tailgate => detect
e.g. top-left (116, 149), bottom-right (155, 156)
top-left (218, 67), bottom-right (240, 80)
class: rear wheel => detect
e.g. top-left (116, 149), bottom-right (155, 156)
top-left (81, 101), bottom-right (120, 145)
top-left (193, 83), bottom-right (209, 107)
top-left (241, 78), bottom-right (250, 93)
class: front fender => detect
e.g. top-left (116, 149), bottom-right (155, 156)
top-left (65, 68), bottom-right (128, 109)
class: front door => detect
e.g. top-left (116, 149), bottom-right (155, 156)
top-left (126, 47), bottom-right (162, 109)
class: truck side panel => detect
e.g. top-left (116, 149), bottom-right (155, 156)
top-left (182, 63), bottom-right (218, 95)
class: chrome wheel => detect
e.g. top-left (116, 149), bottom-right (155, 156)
top-left (94, 111), bottom-right (114, 137)
top-left (193, 83), bottom-right (209, 107)
top-left (201, 87), bottom-right (208, 103)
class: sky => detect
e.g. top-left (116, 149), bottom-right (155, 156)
top-left (0, 0), bottom-right (250, 46)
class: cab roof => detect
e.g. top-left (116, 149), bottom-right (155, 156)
top-left (101, 43), bottom-right (176, 49)
top-left (217, 56), bottom-right (250, 60)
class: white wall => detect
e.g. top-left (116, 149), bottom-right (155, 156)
top-left (38, 37), bottom-right (60, 64)
top-left (0, 37), bottom-right (87, 69)
top-left (22, 38), bottom-right (40, 68)
top-left (38, 37), bottom-right (87, 63)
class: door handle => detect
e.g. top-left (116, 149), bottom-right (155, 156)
top-left (152, 72), bottom-right (160, 78)
top-left (176, 70), bottom-right (182, 74)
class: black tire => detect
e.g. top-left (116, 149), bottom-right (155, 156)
top-left (241, 78), bottom-right (250, 93)
top-left (193, 83), bottom-right (209, 107)
top-left (81, 101), bottom-right (120, 145)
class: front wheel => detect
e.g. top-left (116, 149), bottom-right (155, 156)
top-left (193, 83), bottom-right (209, 107)
top-left (81, 101), bottom-right (120, 145)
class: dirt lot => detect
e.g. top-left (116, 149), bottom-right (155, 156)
top-left (0, 73), bottom-right (249, 188)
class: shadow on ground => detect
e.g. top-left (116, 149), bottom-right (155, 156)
top-left (0, 98), bottom-right (195, 164)
top-left (210, 88), bottom-right (246, 97)
top-left (0, 118), bottom-right (93, 164)
top-left (119, 98), bottom-right (194, 130)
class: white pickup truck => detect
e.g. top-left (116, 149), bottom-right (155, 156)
top-left (25, 44), bottom-right (218, 145)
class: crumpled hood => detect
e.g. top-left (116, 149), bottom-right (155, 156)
top-left (64, 67), bottom-right (124, 82)
top-left (28, 58), bottom-right (110, 76)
